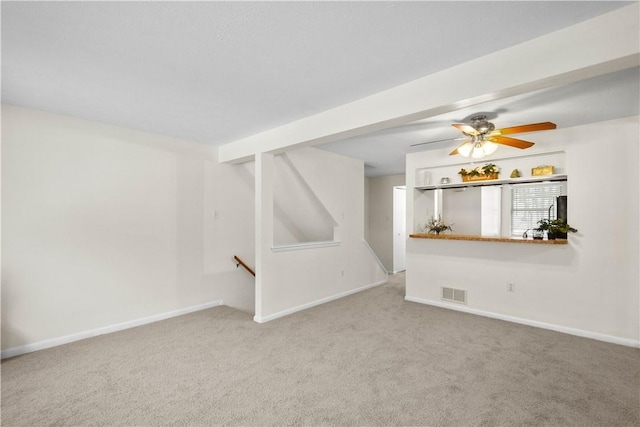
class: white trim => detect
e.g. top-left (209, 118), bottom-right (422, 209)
top-left (405, 296), bottom-right (640, 349)
top-left (254, 279), bottom-right (388, 323)
top-left (271, 240), bottom-right (340, 252)
top-left (1, 300), bottom-right (224, 359)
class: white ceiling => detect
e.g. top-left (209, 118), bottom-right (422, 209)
top-left (2, 1), bottom-right (637, 176)
top-left (320, 66), bottom-right (640, 176)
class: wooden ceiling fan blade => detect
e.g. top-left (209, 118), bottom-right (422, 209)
top-left (449, 139), bottom-right (471, 155)
top-left (452, 123), bottom-right (478, 135)
top-left (410, 136), bottom-right (466, 147)
top-left (488, 135), bottom-right (535, 149)
top-left (495, 122), bottom-right (556, 135)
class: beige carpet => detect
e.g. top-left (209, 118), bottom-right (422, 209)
top-left (2, 273), bottom-right (639, 426)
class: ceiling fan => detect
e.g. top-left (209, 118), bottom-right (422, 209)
top-left (412, 115), bottom-right (556, 159)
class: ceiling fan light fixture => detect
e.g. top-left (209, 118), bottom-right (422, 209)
top-left (471, 144), bottom-right (486, 159)
top-left (457, 141), bottom-right (474, 157)
top-left (482, 141), bottom-right (498, 155)
top-left (469, 141), bottom-right (499, 159)
top-left (458, 134), bottom-right (498, 159)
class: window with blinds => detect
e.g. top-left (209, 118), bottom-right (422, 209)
top-left (511, 183), bottom-right (564, 237)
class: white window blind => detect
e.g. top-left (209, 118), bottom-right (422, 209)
top-left (511, 183), bottom-right (563, 237)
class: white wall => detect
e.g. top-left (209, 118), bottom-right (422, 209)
top-left (405, 116), bottom-right (640, 346)
top-left (272, 153), bottom-right (337, 246)
top-left (255, 147), bottom-right (387, 322)
top-left (367, 174), bottom-right (405, 271)
top-left (1, 105), bottom-right (255, 355)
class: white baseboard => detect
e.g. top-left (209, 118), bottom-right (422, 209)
top-left (405, 296), bottom-right (640, 348)
top-left (1, 300), bottom-right (224, 359)
top-left (254, 279), bottom-right (388, 323)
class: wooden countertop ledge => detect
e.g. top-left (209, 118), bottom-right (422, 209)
top-left (409, 233), bottom-right (568, 245)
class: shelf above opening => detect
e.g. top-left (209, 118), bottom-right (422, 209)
top-left (415, 174), bottom-right (567, 191)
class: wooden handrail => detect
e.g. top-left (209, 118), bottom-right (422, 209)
top-left (233, 255), bottom-right (255, 277)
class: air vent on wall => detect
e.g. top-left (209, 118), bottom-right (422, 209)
top-left (442, 287), bottom-right (467, 304)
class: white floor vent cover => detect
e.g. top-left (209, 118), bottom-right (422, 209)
top-left (442, 287), bottom-right (467, 304)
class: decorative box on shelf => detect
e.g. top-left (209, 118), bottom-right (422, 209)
top-left (532, 165), bottom-right (554, 176)
top-left (461, 173), bottom-right (499, 182)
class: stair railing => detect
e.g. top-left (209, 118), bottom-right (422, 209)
top-left (233, 255), bottom-right (255, 277)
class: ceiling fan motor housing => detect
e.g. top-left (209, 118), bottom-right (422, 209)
top-left (470, 115), bottom-right (495, 135)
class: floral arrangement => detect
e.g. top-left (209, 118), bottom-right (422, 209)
top-left (458, 163), bottom-right (499, 182)
top-left (458, 163), bottom-right (499, 177)
top-left (423, 215), bottom-right (454, 235)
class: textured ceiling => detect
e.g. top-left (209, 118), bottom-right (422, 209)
top-left (2, 1), bottom-right (635, 175)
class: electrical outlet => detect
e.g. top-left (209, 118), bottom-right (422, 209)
top-left (507, 283), bottom-right (515, 292)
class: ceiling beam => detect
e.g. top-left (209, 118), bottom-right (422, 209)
top-left (218, 3), bottom-right (639, 164)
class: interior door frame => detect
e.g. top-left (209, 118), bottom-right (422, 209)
top-left (392, 186), bottom-right (406, 273)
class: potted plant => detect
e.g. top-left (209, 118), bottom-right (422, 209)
top-left (535, 218), bottom-right (578, 240)
top-left (423, 215), bottom-right (454, 235)
top-left (548, 218), bottom-right (578, 239)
